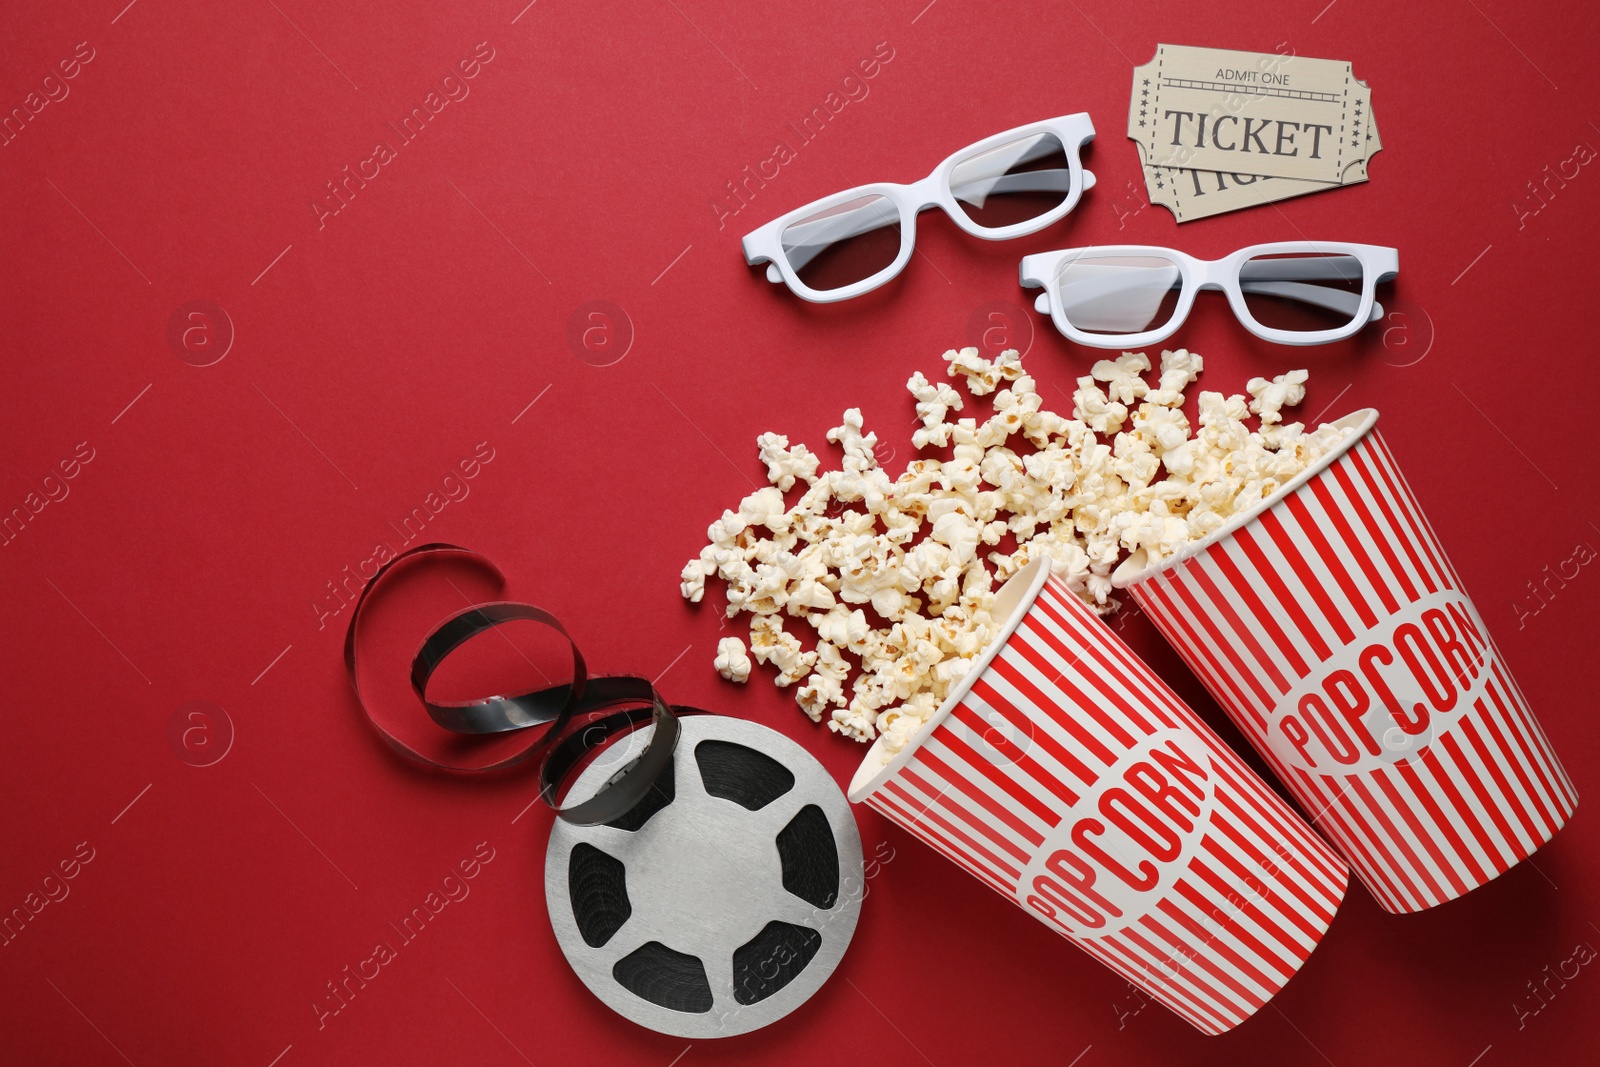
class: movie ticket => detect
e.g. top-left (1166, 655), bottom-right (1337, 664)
top-left (1132, 44), bottom-right (1369, 183)
top-left (1129, 45), bottom-right (1381, 222)
top-left (1138, 96), bottom-right (1381, 222)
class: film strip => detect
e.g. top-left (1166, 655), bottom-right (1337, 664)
top-left (342, 542), bottom-right (865, 1037)
top-left (342, 542), bottom-right (694, 826)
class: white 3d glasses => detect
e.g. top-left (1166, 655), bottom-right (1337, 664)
top-left (1020, 242), bottom-right (1399, 347)
top-left (742, 114), bottom-right (1096, 303)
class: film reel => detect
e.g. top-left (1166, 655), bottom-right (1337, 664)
top-left (344, 542), bottom-right (866, 1037)
top-left (546, 715), bottom-right (864, 1037)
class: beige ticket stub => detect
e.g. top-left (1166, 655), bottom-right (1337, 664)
top-left (1132, 44), bottom-right (1367, 183)
top-left (1140, 103), bottom-right (1381, 222)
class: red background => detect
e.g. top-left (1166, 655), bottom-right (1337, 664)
top-left (3, 1), bottom-right (1597, 1064)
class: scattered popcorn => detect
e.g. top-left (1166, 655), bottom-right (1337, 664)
top-left (1247, 369), bottom-right (1310, 425)
top-left (714, 637), bottom-right (752, 683)
top-left (908, 371), bottom-right (965, 449)
top-left (825, 408), bottom-right (880, 473)
top-left (1146, 347), bottom-right (1202, 407)
top-left (1072, 377), bottom-right (1128, 435)
top-left (756, 432), bottom-right (820, 491)
top-left (1091, 352), bottom-right (1151, 405)
top-left (946, 346), bottom-right (1023, 396)
top-left (682, 345), bottom-right (1353, 762)
top-left (680, 558), bottom-right (711, 603)
top-left (748, 614), bottom-right (816, 687)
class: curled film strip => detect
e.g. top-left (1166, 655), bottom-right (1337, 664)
top-left (342, 543), bottom-right (863, 1036)
top-left (343, 542), bottom-right (684, 825)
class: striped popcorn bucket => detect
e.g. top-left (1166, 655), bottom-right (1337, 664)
top-left (849, 559), bottom-right (1350, 1034)
top-left (1112, 409), bottom-right (1577, 914)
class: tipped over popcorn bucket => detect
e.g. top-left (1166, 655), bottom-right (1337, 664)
top-left (849, 559), bottom-right (1350, 1034)
top-left (1112, 409), bottom-right (1578, 914)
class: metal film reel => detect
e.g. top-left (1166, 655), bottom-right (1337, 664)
top-left (546, 716), bottom-right (864, 1037)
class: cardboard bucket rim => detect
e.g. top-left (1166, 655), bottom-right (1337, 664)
top-left (1110, 407), bottom-right (1380, 590)
top-left (847, 557), bottom-right (1051, 803)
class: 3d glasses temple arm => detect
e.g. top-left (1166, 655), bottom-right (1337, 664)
top-left (1237, 281), bottom-right (1372, 319)
top-left (1043, 270), bottom-right (1374, 321)
top-left (777, 202), bottom-right (904, 272)
top-left (951, 169), bottom-right (1072, 207)
top-left (1237, 256), bottom-right (1366, 283)
top-left (782, 170), bottom-right (1079, 273)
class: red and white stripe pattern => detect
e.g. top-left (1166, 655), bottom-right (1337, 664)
top-left (1125, 424), bottom-right (1577, 913)
top-left (859, 576), bottom-right (1349, 1034)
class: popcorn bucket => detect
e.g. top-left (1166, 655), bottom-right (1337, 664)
top-left (1112, 409), bottom-right (1578, 914)
top-left (848, 560), bottom-right (1350, 1035)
